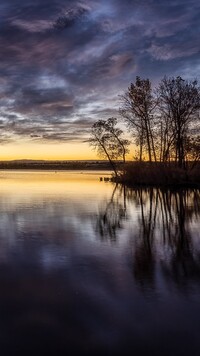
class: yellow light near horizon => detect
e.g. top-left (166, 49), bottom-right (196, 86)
top-left (0, 171), bottom-right (113, 206)
top-left (0, 142), bottom-right (98, 161)
top-left (0, 141), bottom-right (134, 161)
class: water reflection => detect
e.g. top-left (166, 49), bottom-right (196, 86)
top-left (95, 186), bottom-right (200, 290)
top-left (0, 171), bottom-right (200, 355)
top-left (95, 185), bottom-right (127, 241)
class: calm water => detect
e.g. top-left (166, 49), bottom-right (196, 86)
top-left (0, 171), bottom-right (200, 355)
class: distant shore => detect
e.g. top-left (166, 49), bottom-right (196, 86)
top-left (0, 160), bottom-right (113, 171)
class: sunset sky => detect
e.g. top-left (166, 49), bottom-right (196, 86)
top-left (0, 0), bottom-right (200, 160)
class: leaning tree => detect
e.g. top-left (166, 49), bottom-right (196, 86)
top-left (89, 118), bottom-right (129, 177)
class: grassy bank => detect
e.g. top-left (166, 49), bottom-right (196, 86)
top-left (116, 162), bottom-right (200, 188)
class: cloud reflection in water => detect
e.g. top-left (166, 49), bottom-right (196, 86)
top-left (0, 171), bottom-right (199, 355)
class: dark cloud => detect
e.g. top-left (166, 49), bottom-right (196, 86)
top-left (13, 87), bottom-right (74, 116)
top-left (53, 4), bottom-right (89, 30)
top-left (0, 0), bottom-right (199, 144)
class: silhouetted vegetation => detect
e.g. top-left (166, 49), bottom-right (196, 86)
top-left (120, 77), bottom-right (157, 162)
top-left (0, 160), bottom-right (112, 171)
top-left (89, 118), bottom-right (129, 177)
top-left (119, 161), bottom-right (200, 187)
top-left (90, 76), bottom-right (200, 186)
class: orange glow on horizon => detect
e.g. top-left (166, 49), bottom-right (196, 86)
top-left (0, 142), bottom-right (97, 161)
top-left (0, 141), bottom-right (134, 161)
top-left (0, 171), bottom-right (113, 203)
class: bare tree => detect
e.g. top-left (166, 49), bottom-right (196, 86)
top-left (155, 111), bottom-right (174, 163)
top-left (158, 76), bottom-right (200, 168)
top-left (89, 119), bottom-right (129, 177)
top-left (120, 77), bottom-right (157, 162)
top-left (185, 135), bottom-right (200, 170)
top-left (103, 118), bottom-right (130, 163)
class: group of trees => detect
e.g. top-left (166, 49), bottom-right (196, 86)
top-left (89, 76), bottom-right (200, 174)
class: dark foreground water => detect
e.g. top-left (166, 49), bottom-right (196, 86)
top-left (0, 171), bottom-right (200, 356)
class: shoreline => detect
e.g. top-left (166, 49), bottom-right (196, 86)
top-left (0, 161), bottom-right (112, 171)
top-left (0, 161), bottom-right (199, 189)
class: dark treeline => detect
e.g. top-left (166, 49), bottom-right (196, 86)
top-left (89, 76), bottom-right (200, 184)
top-left (0, 160), bottom-right (112, 170)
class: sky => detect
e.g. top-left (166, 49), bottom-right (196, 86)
top-left (0, 0), bottom-right (200, 160)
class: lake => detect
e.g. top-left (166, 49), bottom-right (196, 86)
top-left (0, 170), bottom-right (200, 356)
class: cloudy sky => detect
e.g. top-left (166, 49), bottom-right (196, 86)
top-left (0, 0), bottom-right (199, 159)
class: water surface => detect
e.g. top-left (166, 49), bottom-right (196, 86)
top-left (0, 171), bottom-right (200, 355)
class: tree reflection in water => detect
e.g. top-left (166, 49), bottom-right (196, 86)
top-left (95, 185), bottom-right (200, 289)
top-left (95, 184), bottom-right (127, 242)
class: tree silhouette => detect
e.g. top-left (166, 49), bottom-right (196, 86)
top-left (158, 76), bottom-right (200, 168)
top-left (119, 76), bottom-right (200, 167)
top-left (89, 118), bottom-right (129, 176)
top-left (120, 77), bottom-right (157, 162)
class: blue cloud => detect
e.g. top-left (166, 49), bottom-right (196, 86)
top-left (0, 0), bottom-right (199, 143)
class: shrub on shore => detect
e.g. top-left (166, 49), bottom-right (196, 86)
top-left (117, 162), bottom-right (200, 187)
